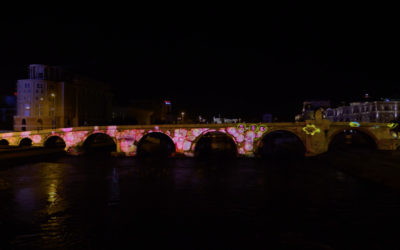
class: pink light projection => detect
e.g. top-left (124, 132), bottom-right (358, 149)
top-left (20, 131), bottom-right (31, 137)
top-left (226, 125), bottom-right (268, 155)
top-left (0, 125), bottom-right (269, 156)
top-left (61, 128), bottom-right (73, 132)
top-left (63, 131), bottom-right (89, 148)
top-left (1, 132), bottom-right (14, 138)
top-left (120, 139), bottom-right (136, 155)
top-left (172, 128), bottom-right (209, 153)
top-left (30, 134), bottom-right (42, 144)
top-left (6, 137), bottom-right (17, 145)
top-left (115, 129), bottom-right (145, 155)
top-left (106, 126), bottom-right (117, 137)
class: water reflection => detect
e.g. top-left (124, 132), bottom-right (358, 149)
top-left (38, 163), bottom-right (67, 215)
top-left (108, 168), bottom-right (120, 206)
top-left (48, 181), bottom-right (58, 204)
top-left (15, 187), bottom-right (37, 215)
top-left (1, 154), bottom-right (400, 249)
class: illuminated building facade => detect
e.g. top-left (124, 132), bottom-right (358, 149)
top-left (212, 116), bottom-right (240, 124)
top-left (325, 99), bottom-right (400, 122)
top-left (14, 64), bottom-right (112, 131)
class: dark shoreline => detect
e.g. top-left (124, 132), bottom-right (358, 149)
top-left (0, 147), bottom-right (66, 166)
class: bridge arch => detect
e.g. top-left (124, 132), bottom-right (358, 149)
top-left (193, 131), bottom-right (237, 158)
top-left (328, 127), bottom-right (377, 151)
top-left (83, 132), bottom-right (117, 154)
top-left (257, 129), bottom-right (306, 159)
top-left (44, 136), bottom-right (66, 149)
top-left (0, 139), bottom-right (9, 146)
top-left (19, 137), bottom-right (32, 147)
top-left (136, 132), bottom-right (176, 157)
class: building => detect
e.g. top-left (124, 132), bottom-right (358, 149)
top-left (14, 64), bottom-right (113, 131)
top-left (295, 100), bottom-right (331, 121)
top-left (111, 99), bottom-right (175, 125)
top-left (325, 98), bottom-right (400, 122)
top-left (212, 116), bottom-right (240, 124)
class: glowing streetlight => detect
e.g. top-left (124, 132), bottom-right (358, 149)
top-left (50, 93), bottom-right (56, 128)
top-left (181, 112), bottom-right (185, 122)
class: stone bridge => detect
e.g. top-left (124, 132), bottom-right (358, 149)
top-left (0, 120), bottom-right (399, 157)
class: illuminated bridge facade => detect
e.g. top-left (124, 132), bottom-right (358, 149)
top-left (0, 120), bottom-right (399, 157)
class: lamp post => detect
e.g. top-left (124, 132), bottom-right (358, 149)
top-left (181, 112), bottom-right (185, 123)
top-left (50, 93), bottom-right (56, 129)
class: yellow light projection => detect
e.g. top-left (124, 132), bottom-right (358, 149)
top-left (349, 122), bottom-right (360, 127)
top-left (302, 124), bottom-right (321, 136)
top-left (388, 123), bottom-right (398, 129)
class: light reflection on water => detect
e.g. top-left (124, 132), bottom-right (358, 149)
top-left (1, 154), bottom-right (400, 249)
top-left (48, 181), bottom-right (58, 204)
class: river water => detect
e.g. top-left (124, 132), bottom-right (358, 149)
top-left (1, 154), bottom-right (400, 249)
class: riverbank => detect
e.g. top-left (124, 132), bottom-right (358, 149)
top-left (0, 147), bottom-right (66, 166)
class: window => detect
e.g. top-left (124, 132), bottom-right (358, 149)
top-left (25, 83), bottom-right (30, 88)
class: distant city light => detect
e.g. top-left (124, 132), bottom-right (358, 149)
top-left (164, 100), bottom-right (171, 105)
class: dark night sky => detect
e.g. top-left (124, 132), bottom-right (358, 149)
top-left (1, 3), bottom-right (400, 121)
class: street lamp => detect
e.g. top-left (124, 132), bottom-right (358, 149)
top-left (181, 112), bottom-right (185, 123)
top-left (50, 93), bottom-right (56, 129)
